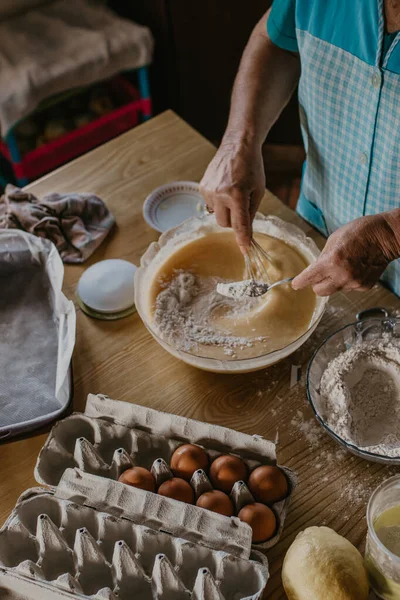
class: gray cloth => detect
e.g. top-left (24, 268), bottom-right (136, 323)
top-left (0, 0), bottom-right (153, 135)
top-left (0, 0), bottom-right (50, 21)
top-left (0, 184), bottom-right (115, 263)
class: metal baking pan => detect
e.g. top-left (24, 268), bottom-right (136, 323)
top-left (0, 230), bottom-right (76, 439)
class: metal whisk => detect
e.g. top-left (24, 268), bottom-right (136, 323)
top-left (216, 237), bottom-right (282, 299)
top-left (244, 238), bottom-right (273, 285)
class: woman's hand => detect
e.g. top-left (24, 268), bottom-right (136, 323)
top-left (292, 212), bottom-right (400, 296)
top-left (200, 135), bottom-right (265, 252)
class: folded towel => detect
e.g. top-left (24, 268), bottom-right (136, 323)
top-left (0, 184), bottom-right (115, 263)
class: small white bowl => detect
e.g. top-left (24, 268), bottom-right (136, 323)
top-left (77, 259), bottom-right (137, 314)
top-left (143, 181), bottom-right (206, 232)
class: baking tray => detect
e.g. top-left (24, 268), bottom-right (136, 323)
top-left (0, 230), bottom-right (76, 439)
top-left (35, 394), bottom-right (297, 550)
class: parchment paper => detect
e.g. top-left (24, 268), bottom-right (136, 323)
top-left (0, 230), bottom-right (75, 437)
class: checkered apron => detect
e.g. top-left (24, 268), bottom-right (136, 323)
top-left (296, 2), bottom-right (400, 294)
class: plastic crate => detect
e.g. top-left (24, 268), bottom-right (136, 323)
top-left (0, 76), bottom-right (146, 181)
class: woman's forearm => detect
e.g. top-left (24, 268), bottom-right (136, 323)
top-left (200, 10), bottom-right (301, 249)
top-left (292, 209), bottom-right (400, 296)
top-left (224, 10), bottom-right (301, 147)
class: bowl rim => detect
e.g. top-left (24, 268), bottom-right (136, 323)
top-left (306, 316), bottom-right (400, 462)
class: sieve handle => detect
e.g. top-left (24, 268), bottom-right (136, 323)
top-left (356, 307), bottom-right (390, 321)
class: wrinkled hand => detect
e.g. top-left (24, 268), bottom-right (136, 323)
top-left (292, 213), bottom-right (400, 296)
top-left (200, 137), bottom-right (265, 252)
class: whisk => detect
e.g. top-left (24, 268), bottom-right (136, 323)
top-left (217, 237), bottom-right (294, 299)
top-left (244, 238), bottom-right (273, 285)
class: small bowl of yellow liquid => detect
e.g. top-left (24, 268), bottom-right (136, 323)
top-left (366, 475), bottom-right (400, 598)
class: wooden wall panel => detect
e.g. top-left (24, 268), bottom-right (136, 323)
top-left (111, 1), bottom-right (302, 145)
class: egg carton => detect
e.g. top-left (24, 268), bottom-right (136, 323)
top-left (35, 394), bottom-right (297, 550)
top-left (0, 468), bottom-right (269, 600)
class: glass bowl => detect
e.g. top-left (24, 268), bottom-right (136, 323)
top-left (307, 310), bottom-right (400, 464)
top-left (365, 475), bottom-right (400, 598)
top-left (134, 213), bottom-right (328, 373)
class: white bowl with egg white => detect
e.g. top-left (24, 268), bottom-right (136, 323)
top-left (143, 181), bottom-right (206, 232)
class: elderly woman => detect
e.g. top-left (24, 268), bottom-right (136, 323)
top-left (200, 0), bottom-right (400, 297)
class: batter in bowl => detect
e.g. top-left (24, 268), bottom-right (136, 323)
top-left (148, 230), bottom-right (316, 360)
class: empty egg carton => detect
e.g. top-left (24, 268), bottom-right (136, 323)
top-left (35, 394), bottom-right (297, 550)
top-left (0, 469), bottom-right (268, 600)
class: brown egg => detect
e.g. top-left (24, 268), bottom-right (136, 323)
top-left (209, 454), bottom-right (248, 494)
top-left (238, 503), bottom-right (277, 543)
top-left (157, 477), bottom-right (195, 504)
top-left (170, 444), bottom-right (209, 481)
top-left (196, 490), bottom-right (235, 517)
top-left (118, 467), bottom-right (156, 492)
top-left (248, 465), bottom-right (289, 505)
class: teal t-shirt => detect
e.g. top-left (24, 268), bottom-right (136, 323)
top-left (267, 0), bottom-right (400, 295)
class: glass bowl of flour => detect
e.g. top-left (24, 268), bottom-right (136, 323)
top-left (135, 213), bottom-right (327, 373)
top-left (307, 314), bottom-right (400, 463)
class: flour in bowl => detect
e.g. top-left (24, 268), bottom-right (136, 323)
top-left (153, 270), bottom-right (267, 355)
top-left (319, 340), bottom-right (400, 457)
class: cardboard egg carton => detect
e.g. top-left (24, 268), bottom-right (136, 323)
top-left (0, 469), bottom-right (269, 600)
top-left (35, 394), bottom-right (297, 550)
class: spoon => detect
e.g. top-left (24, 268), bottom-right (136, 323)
top-left (217, 277), bottom-right (294, 299)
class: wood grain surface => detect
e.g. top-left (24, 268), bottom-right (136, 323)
top-left (1, 111), bottom-right (399, 599)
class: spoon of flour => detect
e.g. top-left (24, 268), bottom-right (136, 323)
top-left (217, 277), bottom-right (294, 299)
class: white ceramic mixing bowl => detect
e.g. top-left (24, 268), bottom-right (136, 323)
top-left (134, 214), bottom-right (328, 373)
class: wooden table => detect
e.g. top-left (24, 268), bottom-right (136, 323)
top-left (1, 111), bottom-right (399, 598)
